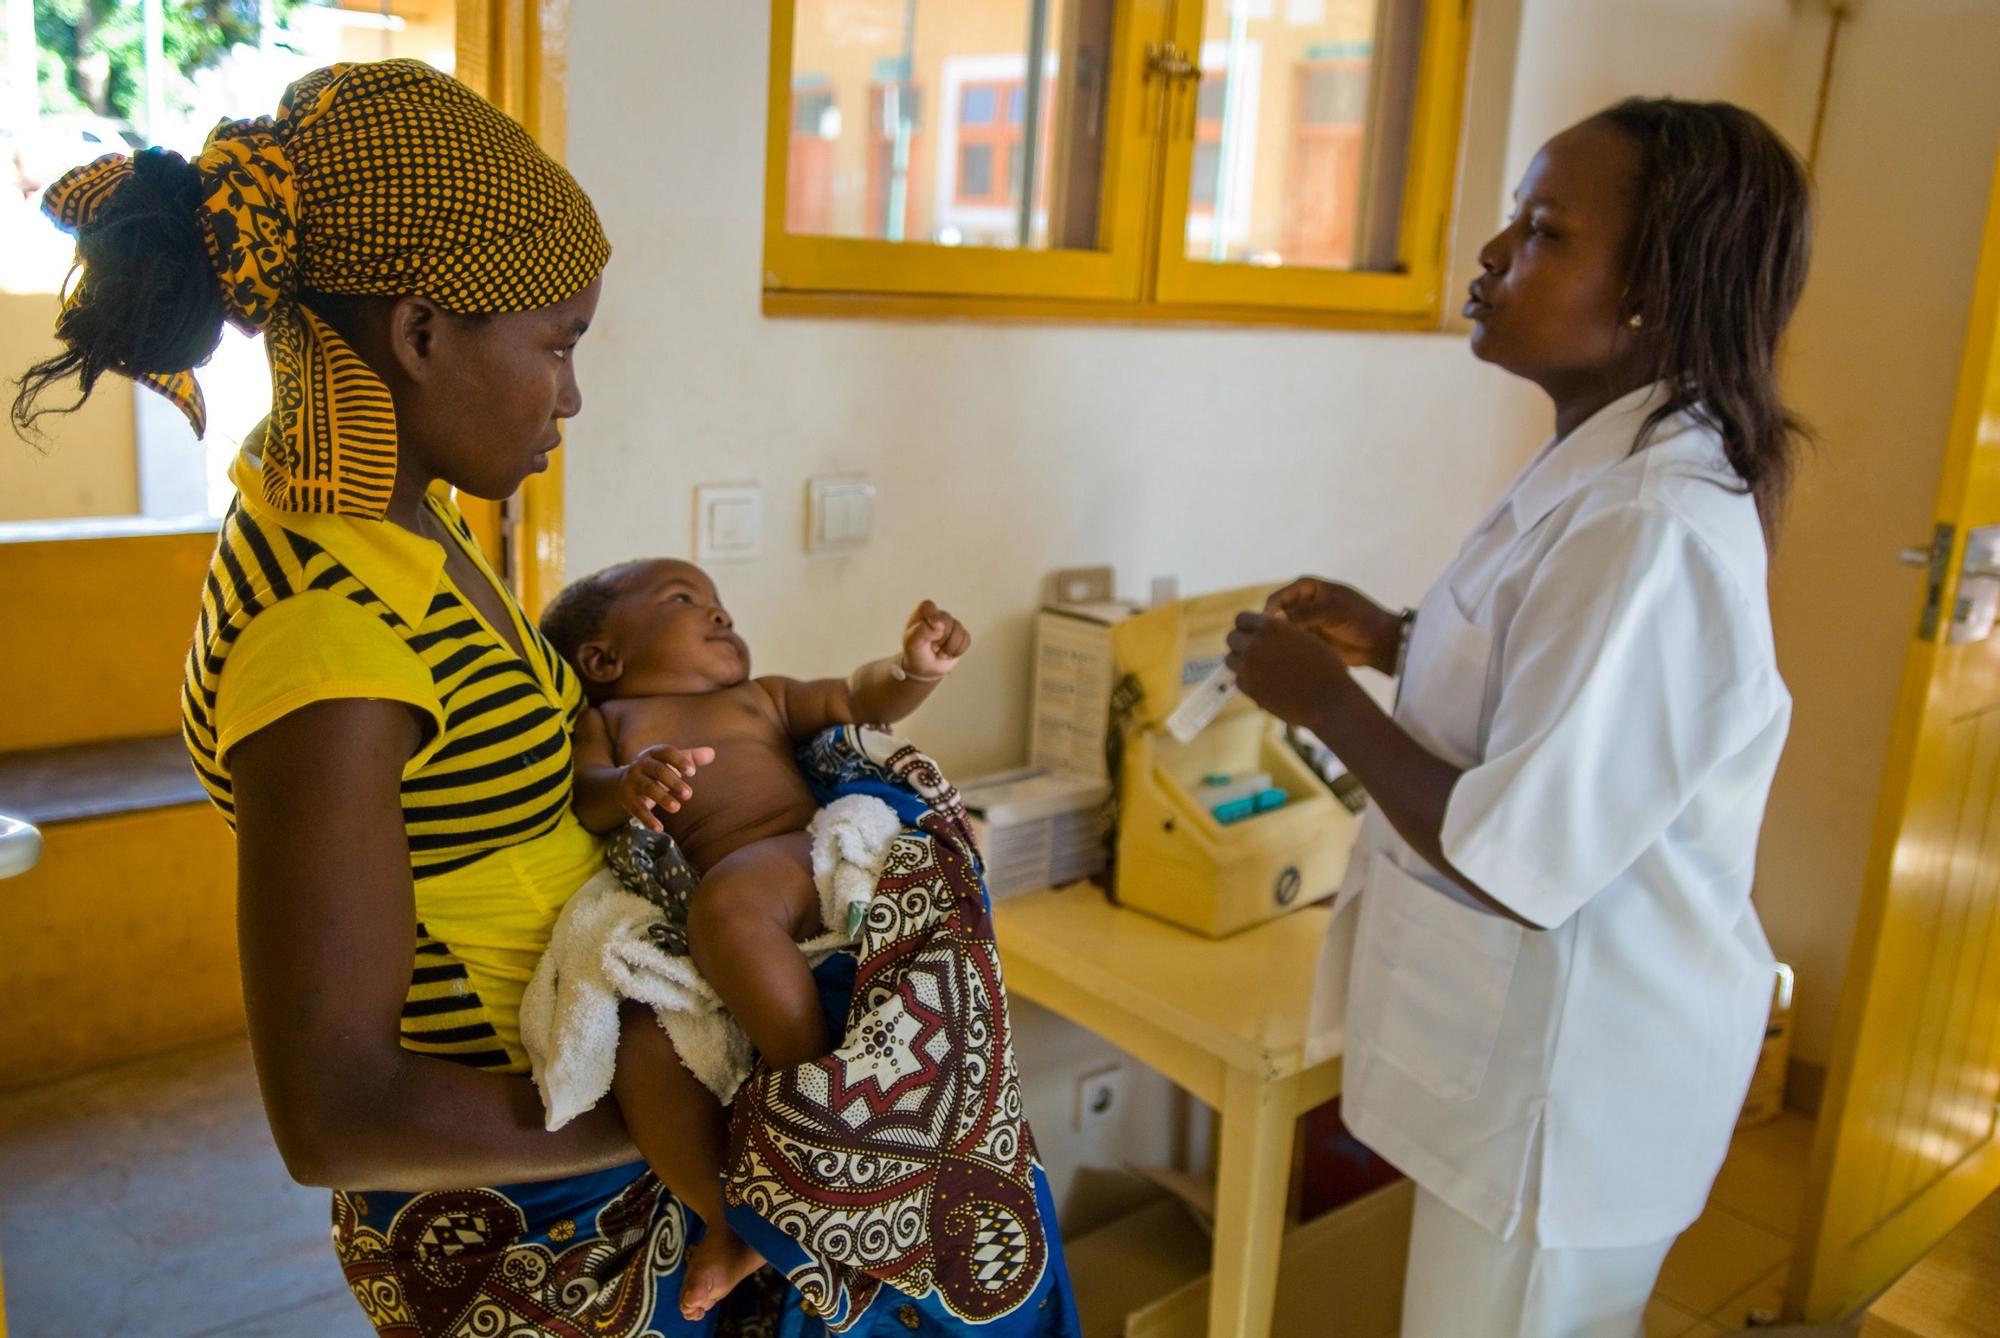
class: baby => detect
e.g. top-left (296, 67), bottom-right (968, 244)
top-left (538, 558), bottom-right (970, 1319)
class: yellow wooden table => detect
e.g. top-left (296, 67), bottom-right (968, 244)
top-left (992, 884), bottom-right (1343, 1338)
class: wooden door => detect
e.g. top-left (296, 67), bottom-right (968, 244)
top-left (1790, 147), bottom-right (2000, 1320)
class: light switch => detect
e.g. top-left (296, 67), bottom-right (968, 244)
top-left (807, 474), bottom-right (876, 554)
top-left (694, 483), bottom-right (762, 562)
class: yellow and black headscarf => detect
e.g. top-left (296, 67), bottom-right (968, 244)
top-left (41, 59), bottom-right (609, 520)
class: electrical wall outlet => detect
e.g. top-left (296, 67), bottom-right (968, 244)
top-left (1074, 1064), bottom-right (1126, 1133)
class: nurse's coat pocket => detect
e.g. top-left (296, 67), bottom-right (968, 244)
top-left (1356, 851), bottom-right (1523, 1102)
top-left (1396, 594), bottom-right (1493, 767)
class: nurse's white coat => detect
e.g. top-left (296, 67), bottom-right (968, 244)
top-left (1308, 383), bottom-right (1789, 1249)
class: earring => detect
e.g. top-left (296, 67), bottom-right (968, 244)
top-left (1626, 312), bottom-right (1644, 330)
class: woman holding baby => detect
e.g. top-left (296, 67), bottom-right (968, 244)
top-left (14, 58), bottom-right (1075, 1338)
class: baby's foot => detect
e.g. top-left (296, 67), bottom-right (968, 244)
top-left (680, 1222), bottom-right (765, 1321)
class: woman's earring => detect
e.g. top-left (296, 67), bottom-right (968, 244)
top-left (1626, 312), bottom-right (1644, 330)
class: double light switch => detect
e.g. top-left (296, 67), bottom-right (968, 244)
top-left (692, 474), bottom-right (876, 561)
top-left (807, 474), bottom-right (876, 554)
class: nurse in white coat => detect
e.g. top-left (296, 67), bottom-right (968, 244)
top-left (1225, 98), bottom-right (1813, 1337)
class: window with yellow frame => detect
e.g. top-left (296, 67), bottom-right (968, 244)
top-left (763, 0), bottom-right (1472, 329)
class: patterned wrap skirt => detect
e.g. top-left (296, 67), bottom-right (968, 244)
top-left (333, 728), bottom-right (1082, 1337)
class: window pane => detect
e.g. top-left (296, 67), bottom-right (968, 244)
top-left (874, 85), bottom-right (922, 135)
top-left (794, 86), bottom-right (836, 133)
top-left (1191, 142), bottom-right (1221, 208)
top-left (961, 143), bottom-right (993, 198)
top-left (1301, 65), bottom-right (1369, 124)
top-left (1196, 74), bottom-right (1228, 122)
top-left (1183, 0), bottom-right (1423, 273)
top-left (785, 0), bottom-right (1114, 251)
top-left (962, 84), bottom-right (997, 125)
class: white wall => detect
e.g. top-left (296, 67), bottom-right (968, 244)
top-left (565, 0), bottom-right (1829, 1222)
top-left (1500, 0), bottom-right (1797, 191)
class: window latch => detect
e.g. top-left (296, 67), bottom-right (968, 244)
top-left (1144, 42), bottom-right (1199, 83)
top-left (1143, 42), bottom-right (1201, 139)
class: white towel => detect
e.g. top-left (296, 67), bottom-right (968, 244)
top-left (519, 793), bottom-right (908, 1125)
top-left (810, 792), bottom-right (907, 938)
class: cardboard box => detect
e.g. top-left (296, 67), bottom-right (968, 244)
top-left (1065, 1178), bottom-right (1414, 1337)
top-left (1030, 601), bottom-right (1138, 781)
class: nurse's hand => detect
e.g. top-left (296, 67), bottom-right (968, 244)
top-left (1226, 611), bottom-right (1351, 728)
top-left (1265, 578), bottom-right (1404, 676)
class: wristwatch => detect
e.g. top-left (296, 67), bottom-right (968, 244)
top-left (1392, 607), bottom-right (1417, 678)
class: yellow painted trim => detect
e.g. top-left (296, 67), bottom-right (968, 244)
top-left (762, 288), bottom-right (1439, 331)
top-left (456, 0), bottom-right (572, 617)
top-left (762, 0), bottom-right (1471, 327)
top-left (1102, 0), bottom-right (1172, 298)
top-left (761, 0), bottom-right (793, 290)
top-left (1152, 0), bottom-right (1471, 317)
top-left (766, 237), bottom-right (1130, 300)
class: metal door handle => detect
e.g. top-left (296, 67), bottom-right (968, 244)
top-left (0, 813), bottom-right (43, 880)
top-left (1900, 544), bottom-right (2000, 581)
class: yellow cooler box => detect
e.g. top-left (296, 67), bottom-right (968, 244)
top-left (1112, 586), bottom-right (1359, 938)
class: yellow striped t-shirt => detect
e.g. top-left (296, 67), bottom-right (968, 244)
top-left (182, 446), bottom-right (602, 1071)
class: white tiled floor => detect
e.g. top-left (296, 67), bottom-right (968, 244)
top-left (0, 1040), bottom-right (1830, 1338)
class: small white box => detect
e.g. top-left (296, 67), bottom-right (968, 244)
top-left (1029, 600), bottom-right (1138, 780)
top-left (961, 766), bottom-right (1113, 898)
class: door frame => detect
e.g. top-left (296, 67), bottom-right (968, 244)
top-left (455, 0), bottom-right (573, 618)
top-left (1788, 145), bottom-right (2000, 1321)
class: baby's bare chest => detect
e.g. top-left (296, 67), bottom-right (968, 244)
top-left (606, 687), bottom-right (816, 868)
top-left (608, 687), bottom-right (770, 753)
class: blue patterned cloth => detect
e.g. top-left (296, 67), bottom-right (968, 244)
top-left (331, 728), bottom-right (1080, 1337)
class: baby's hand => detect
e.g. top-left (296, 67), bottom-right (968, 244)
top-left (619, 745), bottom-right (716, 833)
top-left (902, 600), bottom-right (972, 680)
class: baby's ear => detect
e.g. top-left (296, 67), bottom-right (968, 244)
top-left (575, 638), bottom-right (622, 687)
